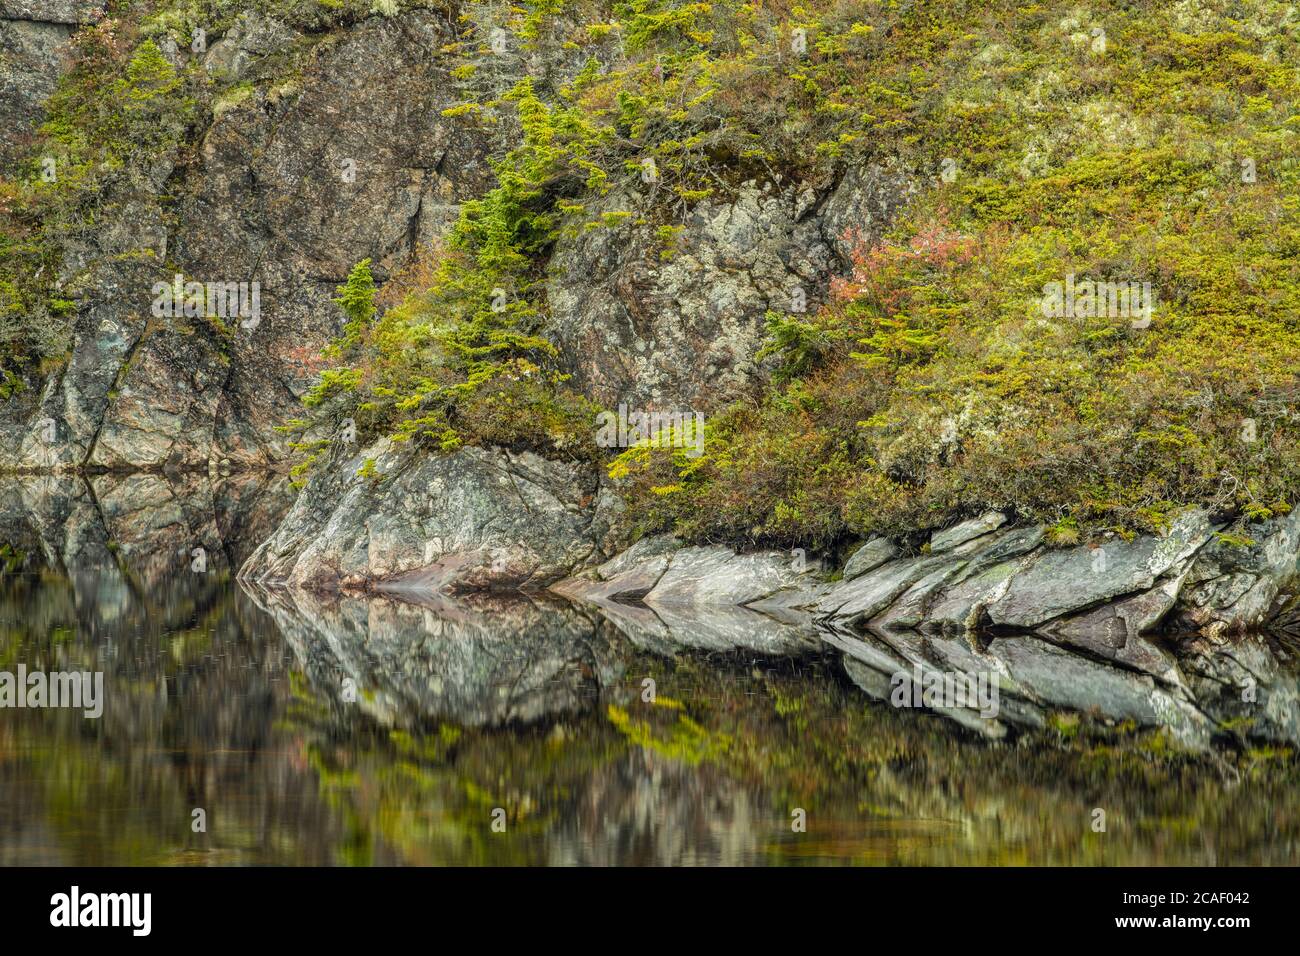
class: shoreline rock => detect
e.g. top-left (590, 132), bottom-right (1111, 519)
top-left (544, 515), bottom-right (1300, 750)
top-left (238, 437), bottom-right (623, 594)
top-left (212, 426), bottom-right (1300, 752)
top-left (555, 509), bottom-right (1300, 637)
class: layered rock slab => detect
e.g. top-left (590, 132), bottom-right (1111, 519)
top-left (552, 515), bottom-right (1300, 750)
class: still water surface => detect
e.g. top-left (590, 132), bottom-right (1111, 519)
top-left (1, 480), bottom-right (1298, 865)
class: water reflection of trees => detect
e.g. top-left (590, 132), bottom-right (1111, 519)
top-left (259, 587), bottom-right (1300, 866)
top-left (1, 474), bottom-right (1299, 865)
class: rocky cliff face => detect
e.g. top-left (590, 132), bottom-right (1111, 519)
top-left (0, 6), bottom-right (921, 585)
top-left (2, 6), bottom-right (490, 470)
top-left (2, 4), bottom-right (910, 470)
top-left (546, 165), bottom-right (912, 410)
top-left (0, 1), bottom-right (97, 166)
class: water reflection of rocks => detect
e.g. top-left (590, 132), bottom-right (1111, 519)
top-left (0, 470), bottom-right (295, 582)
top-left (0, 566), bottom-right (346, 865)
top-left (566, 575), bottom-right (1300, 755)
top-left (0, 474), bottom-right (342, 864)
top-left (246, 585), bottom-right (628, 728)
top-left (248, 551), bottom-right (1300, 756)
top-left (3, 477), bottom-right (1300, 864)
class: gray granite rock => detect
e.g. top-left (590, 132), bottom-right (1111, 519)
top-left (985, 510), bottom-right (1213, 628)
top-left (239, 438), bottom-right (620, 593)
top-left (841, 536), bottom-right (900, 580)
top-left (929, 511), bottom-right (1006, 553)
top-left (1, 10), bottom-right (491, 472)
top-left (546, 184), bottom-right (837, 411)
top-left (1181, 509), bottom-right (1300, 627)
top-left (643, 546), bottom-right (815, 607)
top-left (546, 165), bottom-right (912, 412)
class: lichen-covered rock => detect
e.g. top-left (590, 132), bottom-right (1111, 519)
top-left (983, 510), bottom-right (1214, 628)
top-left (545, 165), bottom-right (911, 412)
top-left (818, 161), bottom-right (917, 265)
top-left (550, 534), bottom-right (681, 604)
top-left (172, 10), bottom-right (491, 470)
top-left (2, 8), bottom-right (915, 486)
top-left (239, 438), bottom-right (622, 593)
top-left (1039, 585), bottom-right (1184, 686)
top-left (2, 10), bottom-right (490, 472)
top-left (816, 544), bottom-right (978, 626)
top-left (0, 0), bottom-right (92, 19)
top-left (643, 545), bottom-right (817, 607)
top-left (200, 10), bottom-right (295, 82)
top-left (841, 536), bottom-right (899, 581)
top-left (1179, 508), bottom-right (1300, 629)
top-left (545, 184), bottom-right (836, 410)
top-left (920, 527), bottom-right (1045, 632)
top-left (562, 509), bottom-right (1300, 641)
top-left (555, 512), bottom-right (1300, 747)
top-left (553, 534), bottom-right (826, 610)
top-left (929, 510), bottom-right (1006, 553)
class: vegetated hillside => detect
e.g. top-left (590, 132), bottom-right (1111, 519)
top-left (4, 0), bottom-right (1300, 555)
top-left (587, 0), bottom-right (1300, 551)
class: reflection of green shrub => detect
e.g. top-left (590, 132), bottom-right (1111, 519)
top-left (607, 702), bottom-right (731, 764)
top-left (0, 542), bottom-right (28, 575)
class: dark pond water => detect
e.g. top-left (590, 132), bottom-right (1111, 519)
top-left (1, 475), bottom-right (1298, 865)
